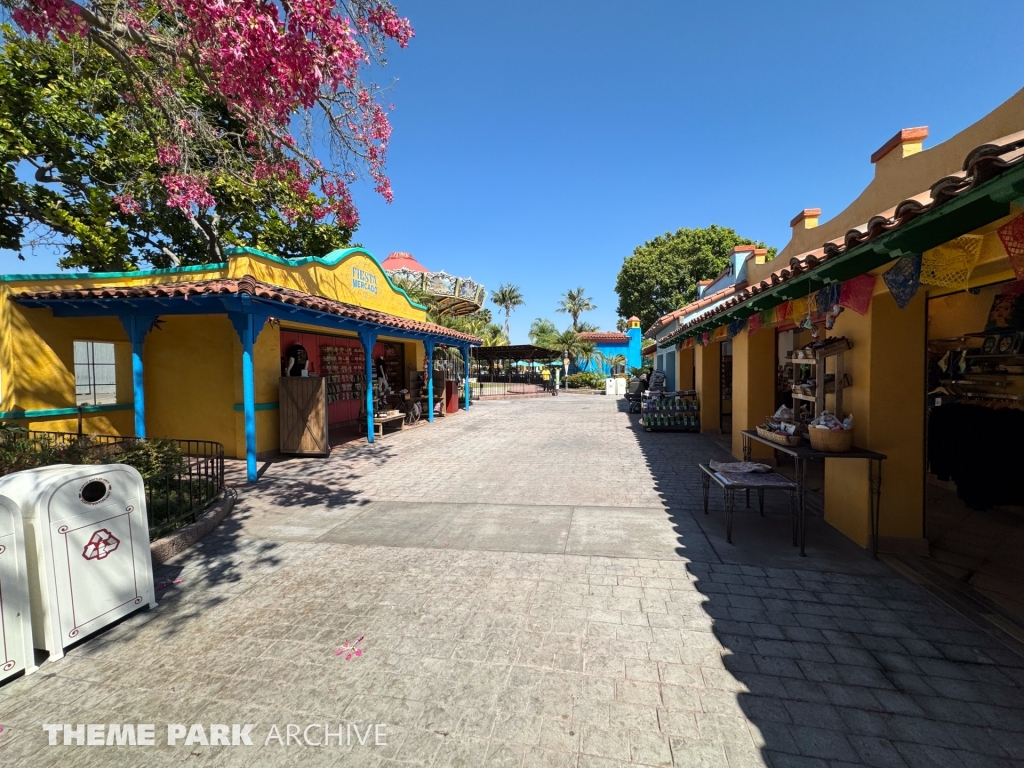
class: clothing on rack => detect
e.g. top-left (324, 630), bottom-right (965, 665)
top-left (928, 402), bottom-right (1024, 510)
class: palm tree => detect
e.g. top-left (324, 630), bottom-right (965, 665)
top-left (529, 318), bottom-right (559, 350)
top-left (594, 351), bottom-right (627, 375)
top-left (481, 324), bottom-right (509, 346)
top-left (553, 329), bottom-right (595, 372)
top-left (491, 283), bottom-right (524, 340)
top-left (556, 287), bottom-right (596, 331)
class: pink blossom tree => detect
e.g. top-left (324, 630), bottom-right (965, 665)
top-left (6, 0), bottom-right (412, 255)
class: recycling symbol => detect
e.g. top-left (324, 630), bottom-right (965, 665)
top-left (82, 529), bottom-right (120, 561)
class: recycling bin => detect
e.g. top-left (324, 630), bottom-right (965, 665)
top-left (0, 464), bottom-right (157, 660)
top-left (605, 378), bottom-right (616, 395)
top-left (0, 494), bottom-right (35, 682)
top-left (615, 378), bottom-right (627, 396)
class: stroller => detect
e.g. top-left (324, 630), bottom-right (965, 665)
top-left (626, 377), bottom-right (647, 413)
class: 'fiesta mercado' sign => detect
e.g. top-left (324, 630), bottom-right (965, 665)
top-left (352, 267), bottom-right (378, 295)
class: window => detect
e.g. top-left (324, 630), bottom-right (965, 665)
top-left (74, 341), bottom-right (117, 405)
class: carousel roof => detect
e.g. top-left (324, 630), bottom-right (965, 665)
top-left (383, 251), bottom-right (486, 317)
top-left (381, 252), bottom-right (428, 272)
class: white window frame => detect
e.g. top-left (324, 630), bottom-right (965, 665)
top-left (74, 341), bottom-right (118, 406)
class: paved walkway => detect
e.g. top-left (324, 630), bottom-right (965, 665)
top-left (2, 397), bottom-right (1024, 767)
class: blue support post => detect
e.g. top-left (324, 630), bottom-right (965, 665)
top-left (118, 316), bottom-right (153, 438)
top-left (229, 313), bottom-right (267, 483)
top-left (425, 341), bottom-right (435, 423)
top-left (360, 330), bottom-right (377, 442)
top-left (463, 345), bottom-right (471, 411)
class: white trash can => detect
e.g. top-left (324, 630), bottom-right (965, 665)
top-left (615, 378), bottom-right (627, 396)
top-left (0, 465), bottom-right (157, 660)
top-left (0, 493), bottom-right (35, 682)
top-left (605, 378), bottom-right (616, 395)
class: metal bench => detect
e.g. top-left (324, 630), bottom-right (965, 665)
top-left (699, 463), bottom-right (800, 549)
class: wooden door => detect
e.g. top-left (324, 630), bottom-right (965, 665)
top-left (279, 377), bottom-right (329, 455)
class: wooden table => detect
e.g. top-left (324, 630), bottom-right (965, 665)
top-left (699, 464), bottom-right (799, 548)
top-left (371, 413), bottom-right (406, 438)
top-left (740, 430), bottom-right (887, 558)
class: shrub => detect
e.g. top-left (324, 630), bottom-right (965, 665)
top-left (566, 372), bottom-right (605, 389)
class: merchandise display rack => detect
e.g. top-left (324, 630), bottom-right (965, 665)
top-left (786, 337), bottom-right (852, 418)
top-left (320, 345), bottom-right (365, 405)
top-left (642, 390), bottom-right (700, 432)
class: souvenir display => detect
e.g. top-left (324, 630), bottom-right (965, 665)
top-left (641, 390), bottom-right (700, 432)
top-left (320, 345), bottom-right (365, 404)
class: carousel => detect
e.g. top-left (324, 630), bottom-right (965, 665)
top-left (381, 252), bottom-right (486, 317)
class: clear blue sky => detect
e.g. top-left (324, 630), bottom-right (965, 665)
top-left (3, 1), bottom-right (1022, 344)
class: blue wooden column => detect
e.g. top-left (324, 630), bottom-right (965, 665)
top-left (462, 345), bottom-right (472, 411)
top-left (229, 313), bottom-right (267, 483)
top-left (425, 341), bottom-right (435, 423)
top-left (359, 330), bottom-right (377, 442)
top-left (118, 315), bottom-right (153, 438)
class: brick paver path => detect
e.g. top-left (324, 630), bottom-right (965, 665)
top-left (2, 397), bottom-right (1023, 767)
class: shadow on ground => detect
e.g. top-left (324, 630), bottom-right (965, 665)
top-left (619, 398), bottom-right (1024, 767)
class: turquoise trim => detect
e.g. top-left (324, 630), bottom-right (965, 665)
top-left (232, 402), bottom-right (279, 411)
top-left (0, 403), bottom-right (133, 420)
top-left (223, 245), bottom-right (429, 312)
top-left (0, 262), bottom-right (227, 283)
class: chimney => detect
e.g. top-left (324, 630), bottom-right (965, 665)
top-left (697, 279), bottom-right (712, 298)
top-left (753, 248), bottom-right (769, 265)
top-left (871, 127), bottom-right (928, 175)
top-left (790, 208), bottom-right (821, 237)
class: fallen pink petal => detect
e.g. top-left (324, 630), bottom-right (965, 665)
top-left (354, 649), bottom-right (362, 657)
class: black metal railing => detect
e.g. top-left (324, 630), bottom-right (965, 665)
top-left (0, 429), bottom-right (225, 540)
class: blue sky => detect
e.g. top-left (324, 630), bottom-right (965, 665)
top-left (3, 1), bottom-right (1022, 343)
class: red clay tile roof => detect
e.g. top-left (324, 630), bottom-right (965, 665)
top-left (646, 282), bottom-right (748, 338)
top-left (641, 343), bottom-right (657, 356)
top-left (17, 275), bottom-right (481, 344)
top-left (578, 332), bottom-right (629, 342)
top-left (659, 130), bottom-right (1024, 346)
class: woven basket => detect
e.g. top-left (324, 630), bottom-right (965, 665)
top-left (808, 427), bottom-right (853, 453)
top-left (756, 425), bottom-right (803, 447)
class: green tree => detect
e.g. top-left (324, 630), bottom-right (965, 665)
top-left (0, 29), bottom-right (353, 270)
top-left (594, 351), bottom-right (627, 375)
top-left (556, 287), bottom-right (596, 331)
top-left (616, 318), bottom-right (628, 333)
top-left (491, 283), bottom-right (525, 340)
top-left (614, 224), bottom-right (777, 329)
top-left (553, 329), bottom-right (595, 372)
top-left (528, 318), bottom-right (559, 349)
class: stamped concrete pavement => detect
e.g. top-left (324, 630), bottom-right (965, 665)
top-left (1, 396), bottom-right (1023, 767)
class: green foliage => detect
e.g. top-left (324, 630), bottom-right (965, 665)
top-left (565, 372), bottom-right (605, 389)
top-left (528, 318), bottom-right (559, 350)
top-left (594, 351), bottom-right (627, 374)
top-left (113, 440), bottom-right (188, 480)
top-left (629, 366), bottom-right (652, 378)
top-left (491, 283), bottom-right (525, 339)
top-left (0, 29), bottom-right (353, 270)
top-left (552, 328), bottom-right (595, 370)
top-left (556, 287), bottom-right (596, 331)
top-left (614, 225), bottom-right (777, 329)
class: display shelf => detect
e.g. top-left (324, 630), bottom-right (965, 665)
top-left (786, 337), bottom-right (852, 418)
top-left (320, 345), bottom-right (366, 405)
top-left (642, 390), bottom-right (700, 432)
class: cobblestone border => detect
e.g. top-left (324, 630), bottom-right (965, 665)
top-left (149, 488), bottom-right (236, 565)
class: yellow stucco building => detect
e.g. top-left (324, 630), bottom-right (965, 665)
top-left (0, 247), bottom-right (479, 482)
top-left (651, 87), bottom-right (1024, 556)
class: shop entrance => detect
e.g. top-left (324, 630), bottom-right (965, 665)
top-left (924, 281), bottom-right (1024, 624)
top-left (280, 329), bottom-right (410, 446)
top-left (720, 341), bottom-right (732, 435)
